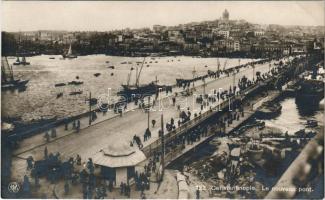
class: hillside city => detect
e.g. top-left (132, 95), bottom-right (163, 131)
top-left (2, 9), bottom-right (324, 58)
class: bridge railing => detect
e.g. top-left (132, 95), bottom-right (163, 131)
top-left (142, 85), bottom-right (259, 157)
top-left (142, 61), bottom-right (300, 158)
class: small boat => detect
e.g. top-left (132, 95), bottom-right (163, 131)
top-left (13, 56), bottom-right (30, 65)
top-left (256, 101), bottom-right (282, 119)
top-left (295, 129), bottom-right (316, 138)
top-left (296, 79), bottom-right (324, 106)
top-left (69, 91), bottom-right (83, 95)
top-left (306, 119), bottom-right (318, 128)
top-left (49, 57), bottom-right (55, 59)
top-left (119, 57), bottom-right (167, 100)
top-left (2, 57), bottom-right (29, 91)
top-left (205, 65), bottom-right (208, 67)
top-left (62, 44), bottom-right (77, 59)
top-left (94, 73), bottom-right (101, 77)
top-left (86, 98), bottom-right (98, 105)
top-left (108, 66), bottom-right (115, 69)
top-left (13, 57), bottom-right (21, 65)
top-left (155, 61), bottom-right (158, 63)
top-left (56, 92), bottom-right (63, 98)
top-left (55, 83), bottom-right (66, 87)
top-left (68, 81), bottom-right (83, 85)
top-left (105, 61), bottom-right (110, 63)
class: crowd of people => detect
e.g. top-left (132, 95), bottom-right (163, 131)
top-left (22, 57), bottom-right (287, 198)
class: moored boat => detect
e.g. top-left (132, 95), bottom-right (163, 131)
top-left (55, 83), bottom-right (66, 87)
top-left (1, 57), bottom-right (29, 91)
top-left (13, 56), bottom-right (30, 65)
top-left (256, 101), bottom-right (282, 119)
top-left (306, 119), bottom-right (318, 128)
top-left (69, 90), bottom-right (83, 95)
top-left (296, 79), bottom-right (324, 105)
top-left (68, 81), bottom-right (83, 85)
top-left (57, 92), bottom-right (63, 98)
top-left (118, 57), bottom-right (166, 100)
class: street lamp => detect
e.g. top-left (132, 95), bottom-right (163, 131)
top-left (192, 67), bottom-right (196, 88)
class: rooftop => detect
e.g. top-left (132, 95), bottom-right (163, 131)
top-left (92, 141), bottom-right (146, 168)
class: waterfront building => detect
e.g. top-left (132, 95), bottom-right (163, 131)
top-left (234, 40), bottom-right (240, 51)
top-left (38, 31), bottom-right (53, 41)
top-left (218, 30), bottom-right (230, 39)
top-left (153, 25), bottom-right (166, 33)
top-left (168, 30), bottom-right (182, 42)
top-left (184, 42), bottom-right (200, 53)
top-left (254, 31), bottom-right (265, 37)
top-left (226, 39), bottom-right (235, 52)
top-left (92, 142), bottom-right (146, 187)
top-left (291, 44), bottom-right (306, 54)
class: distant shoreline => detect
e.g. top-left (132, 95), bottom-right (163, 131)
top-left (4, 51), bottom-right (277, 59)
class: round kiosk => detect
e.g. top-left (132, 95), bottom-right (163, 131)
top-left (92, 142), bottom-right (146, 187)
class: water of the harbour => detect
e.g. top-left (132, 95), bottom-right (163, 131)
top-left (169, 96), bottom-right (324, 167)
top-left (168, 96), bottom-right (324, 197)
top-left (2, 55), bottom-right (256, 122)
top-left (264, 97), bottom-right (324, 135)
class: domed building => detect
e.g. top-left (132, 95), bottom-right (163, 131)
top-left (92, 142), bottom-right (146, 187)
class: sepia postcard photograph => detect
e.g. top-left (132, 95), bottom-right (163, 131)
top-left (1, 1), bottom-right (324, 199)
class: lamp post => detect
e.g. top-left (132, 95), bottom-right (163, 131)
top-left (160, 114), bottom-right (165, 182)
top-left (147, 96), bottom-right (150, 129)
top-left (89, 92), bottom-right (92, 125)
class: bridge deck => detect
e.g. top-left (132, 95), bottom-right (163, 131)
top-left (10, 59), bottom-right (284, 181)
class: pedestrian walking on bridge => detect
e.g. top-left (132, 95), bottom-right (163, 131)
top-left (51, 128), bottom-right (57, 138)
top-left (44, 132), bottom-right (50, 142)
top-left (76, 154), bottom-right (81, 165)
top-left (73, 120), bottom-right (76, 129)
top-left (26, 156), bottom-right (34, 170)
top-left (44, 146), bottom-right (48, 159)
top-left (196, 189), bottom-right (200, 199)
top-left (77, 120), bottom-right (81, 133)
top-left (64, 180), bottom-right (69, 195)
top-left (64, 119), bottom-right (68, 131)
top-left (151, 119), bottom-right (156, 127)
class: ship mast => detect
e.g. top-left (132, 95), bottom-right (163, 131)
top-left (135, 57), bottom-right (146, 87)
top-left (127, 68), bottom-right (133, 86)
top-left (67, 44), bottom-right (72, 55)
top-left (217, 58), bottom-right (220, 72)
top-left (1, 57), bottom-right (14, 82)
top-left (223, 59), bottom-right (228, 71)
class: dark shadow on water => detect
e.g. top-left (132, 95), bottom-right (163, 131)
top-left (295, 98), bottom-right (321, 117)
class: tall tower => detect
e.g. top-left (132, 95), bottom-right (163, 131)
top-left (222, 9), bottom-right (229, 21)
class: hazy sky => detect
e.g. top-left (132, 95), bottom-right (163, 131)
top-left (2, 1), bottom-right (324, 32)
